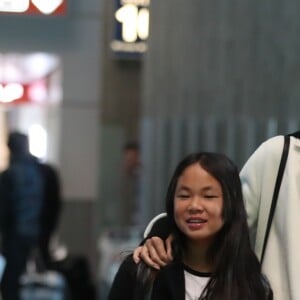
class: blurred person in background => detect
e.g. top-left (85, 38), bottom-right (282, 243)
top-left (120, 141), bottom-right (141, 226)
top-left (0, 131), bottom-right (44, 300)
top-left (0, 131), bottom-right (62, 300)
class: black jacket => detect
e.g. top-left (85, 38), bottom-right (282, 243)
top-left (150, 262), bottom-right (185, 300)
top-left (108, 255), bottom-right (139, 300)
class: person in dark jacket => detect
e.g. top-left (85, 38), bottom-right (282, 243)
top-left (0, 132), bottom-right (44, 300)
top-left (0, 131), bottom-right (62, 299)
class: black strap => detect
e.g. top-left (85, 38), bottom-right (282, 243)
top-left (261, 135), bottom-right (290, 263)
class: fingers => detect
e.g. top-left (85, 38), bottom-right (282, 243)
top-left (132, 235), bottom-right (174, 270)
top-left (165, 235), bottom-right (174, 261)
top-left (133, 246), bottom-right (142, 264)
top-left (132, 244), bottom-right (161, 269)
top-left (144, 237), bottom-right (169, 268)
top-left (139, 242), bottom-right (161, 270)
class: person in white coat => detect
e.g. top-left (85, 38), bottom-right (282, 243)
top-left (133, 132), bottom-right (300, 300)
top-left (240, 132), bottom-right (300, 300)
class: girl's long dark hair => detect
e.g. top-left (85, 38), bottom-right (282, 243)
top-left (166, 152), bottom-right (270, 300)
top-left (135, 213), bottom-right (172, 297)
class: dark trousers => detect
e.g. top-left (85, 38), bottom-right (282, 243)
top-left (38, 230), bottom-right (52, 268)
top-left (1, 233), bottom-right (37, 300)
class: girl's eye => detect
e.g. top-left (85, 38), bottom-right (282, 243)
top-left (204, 194), bottom-right (218, 199)
top-left (177, 194), bottom-right (190, 199)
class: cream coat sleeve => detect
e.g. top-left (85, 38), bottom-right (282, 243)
top-left (240, 141), bottom-right (265, 246)
top-left (240, 136), bottom-right (284, 256)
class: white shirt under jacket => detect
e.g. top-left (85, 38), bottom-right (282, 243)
top-left (240, 135), bottom-right (300, 300)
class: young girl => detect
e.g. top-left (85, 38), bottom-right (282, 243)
top-left (148, 152), bottom-right (272, 299)
top-left (109, 152), bottom-right (272, 300)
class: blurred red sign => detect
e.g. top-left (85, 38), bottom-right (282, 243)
top-left (0, 79), bottom-right (48, 105)
top-left (0, 0), bottom-right (67, 15)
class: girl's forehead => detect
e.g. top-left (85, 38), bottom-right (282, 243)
top-left (179, 163), bottom-right (214, 180)
top-left (176, 164), bottom-right (221, 188)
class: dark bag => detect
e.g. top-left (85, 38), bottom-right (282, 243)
top-left (19, 250), bottom-right (69, 300)
top-left (49, 255), bottom-right (96, 300)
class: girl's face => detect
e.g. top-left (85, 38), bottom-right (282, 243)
top-left (174, 163), bottom-right (224, 245)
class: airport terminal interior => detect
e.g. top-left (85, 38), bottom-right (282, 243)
top-left (1, 0), bottom-right (300, 299)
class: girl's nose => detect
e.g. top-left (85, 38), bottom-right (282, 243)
top-left (188, 197), bottom-right (204, 212)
